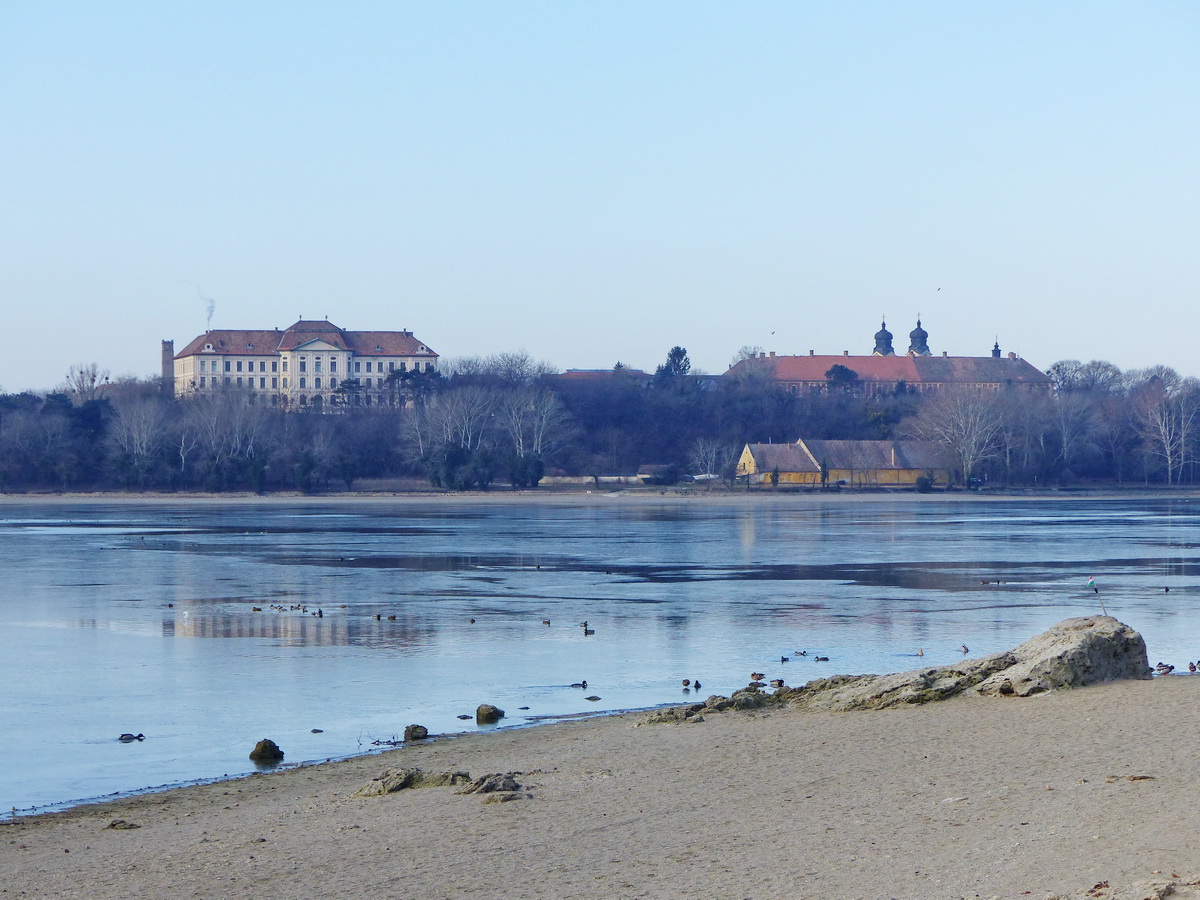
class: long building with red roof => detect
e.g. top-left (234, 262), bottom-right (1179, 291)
top-left (724, 319), bottom-right (1051, 394)
top-left (172, 319), bottom-right (438, 408)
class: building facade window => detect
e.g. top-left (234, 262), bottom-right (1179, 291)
top-left (330, 359), bottom-right (337, 372)
top-left (283, 377), bottom-right (289, 389)
top-left (199, 376), bottom-right (206, 387)
top-left (271, 360), bottom-right (278, 372)
top-left (236, 361), bottom-right (243, 372)
top-left (315, 358), bottom-right (322, 373)
top-left (271, 377), bottom-right (278, 388)
top-left (282, 359), bottom-right (289, 372)
top-left (388, 362), bottom-right (395, 372)
top-left (365, 361), bottom-right (372, 373)
top-left (260, 377), bottom-right (266, 388)
top-left (225, 360), bottom-right (231, 372)
top-left (330, 378), bottom-right (337, 389)
top-left (354, 361), bottom-right (361, 372)
top-left (300, 358), bottom-right (307, 373)
top-left (315, 377), bottom-right (322, 389)
top-left (299, 377), bottom-right (306, 389)
top-left (225, 376), bottom-right (231, 385)
top-left (400, 362), bottom-right (407, 371)
top-left (237, 377), bottom-right (243, 386)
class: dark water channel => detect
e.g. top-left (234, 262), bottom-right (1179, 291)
top-left (2, 495), bottom-right (1197, 812)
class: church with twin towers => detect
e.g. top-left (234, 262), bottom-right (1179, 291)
top-left (724, 318), bottom-right (1051, 395)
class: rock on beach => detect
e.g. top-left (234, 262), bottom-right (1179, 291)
top-left (647, 615), bottom-right (1150, 723)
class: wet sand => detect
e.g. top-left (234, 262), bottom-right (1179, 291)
top-left (4, 677), bottom-right (1199, 900)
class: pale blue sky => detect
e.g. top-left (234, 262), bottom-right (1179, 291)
top-left (2, 2), bottom-right (1197, 391)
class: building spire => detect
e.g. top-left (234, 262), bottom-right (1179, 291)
top-left (907, 317), bottom-right (930, 356)
top-left (872, 318), bottom-right (895, 356)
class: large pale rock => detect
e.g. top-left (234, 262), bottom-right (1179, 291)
top-left (778, 616), bottom-right (1150, 712)
top-left (644, 617), bottom-right (1151, 723)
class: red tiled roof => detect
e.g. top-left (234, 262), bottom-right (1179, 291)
top-left (177, 320), bottom-right (437, 359)
top-left (176, 330), bottom-right (287, 357)
top-left (725, 354), bottom-right (1049, 386)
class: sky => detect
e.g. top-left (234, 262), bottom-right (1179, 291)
top-left (2, 2), bottom-right (1198, 392)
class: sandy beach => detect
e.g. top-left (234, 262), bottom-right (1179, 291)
top-left (4, 677), bottom-right (1199, 900)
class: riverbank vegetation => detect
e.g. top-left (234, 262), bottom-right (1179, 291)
top-left (0, 353), bottom-right (1197, 492)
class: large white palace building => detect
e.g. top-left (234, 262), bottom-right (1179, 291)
top-left (170, 319), bottom-right (439, 408)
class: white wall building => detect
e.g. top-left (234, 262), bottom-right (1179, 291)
top-left (173, 319), bottom-right (438, 408)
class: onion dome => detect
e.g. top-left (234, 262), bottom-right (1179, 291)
top-left (907, 319), bottom-right (930, 356)
top-left (872, 320), bottom-right (895, 356)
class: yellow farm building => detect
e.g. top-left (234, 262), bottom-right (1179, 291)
top-left (737, 438), bottom-right (951, 488)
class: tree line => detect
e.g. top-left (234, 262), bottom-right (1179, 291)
top-left (0, 352), bottom-right (1196, 492)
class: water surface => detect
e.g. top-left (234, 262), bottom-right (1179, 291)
top-left (2, 495), bottom-right (1196, 812)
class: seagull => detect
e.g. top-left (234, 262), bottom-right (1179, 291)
top-left (917, 648), bottom-right (924, 657)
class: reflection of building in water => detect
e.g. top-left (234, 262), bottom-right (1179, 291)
top-left (164, 612), bottom-right (435, 650)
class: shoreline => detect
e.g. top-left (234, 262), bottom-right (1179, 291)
top-left (5, 679), bottom-right (1200, 899)
top-left (3, 485), bottom-right (1200, 506)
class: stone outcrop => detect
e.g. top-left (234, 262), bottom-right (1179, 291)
top-left (403, 724), bottom-right (429, 741)
top-left (352, 767), bottom-right (472, 797)
top-left (249, 739), bottom-right (284, 762)
top-left (645, 616), bottom-right (1150, 722)
top-left (435, 772), bottom-right (531, 803)
top-left (476, 704), bottom-right (505, 725)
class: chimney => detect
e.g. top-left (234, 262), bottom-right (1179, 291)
top-left (809, 350), bottom-right (814, 356)
top-left (1008, 352), bottom-right (1017, 360)
top-left (769, 351), bottom-right (775, 358)
top-left (759, 352), bottom-right (767, 359)
top-left (843, 350), bottom-right (849, 357)
top-left (942, 351), bottom-right (948, 357)
top-left (161, 340), bottom-right (175, 398)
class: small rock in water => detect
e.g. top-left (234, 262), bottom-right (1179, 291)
top-left (476, 704), bottom-right (505, 725)
top-left (403, 724), bottom-right (429, 741)
top-left (249, 739), bottom-right (284, 763)
top-left (585, 695), bottom-right (601, 701)
top-left (456, 714), bottom-right (472, 720)
top-left (518, 706), bottom-right (530, 710)
top-left (311, 728), bottom-right (323, 733)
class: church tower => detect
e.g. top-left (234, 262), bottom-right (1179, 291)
top-left (907, 319), bottom-right (931, 356)
top-left (872, 320), bottom-right (895, 356)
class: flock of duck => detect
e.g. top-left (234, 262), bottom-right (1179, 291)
top-left (1155, 661), bottom-right (1200, 676)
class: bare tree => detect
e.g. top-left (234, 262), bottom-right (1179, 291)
top-left (1130, 369), bottom-right (1200, 484)
top-left (405, 386), bottom-right (496, 453)
top-left (179, 390), bottom-right (273, 486)
top-left (904, 387), bottom-right (1006, 484)
top-left (63, 362), bottom-right (110, 405)
top-left (440, 351), bottom-right (556, 386)
top-left (496, 388), bottom-right (574, 459)
top-left (108, 397), bottom-right (168, 486)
